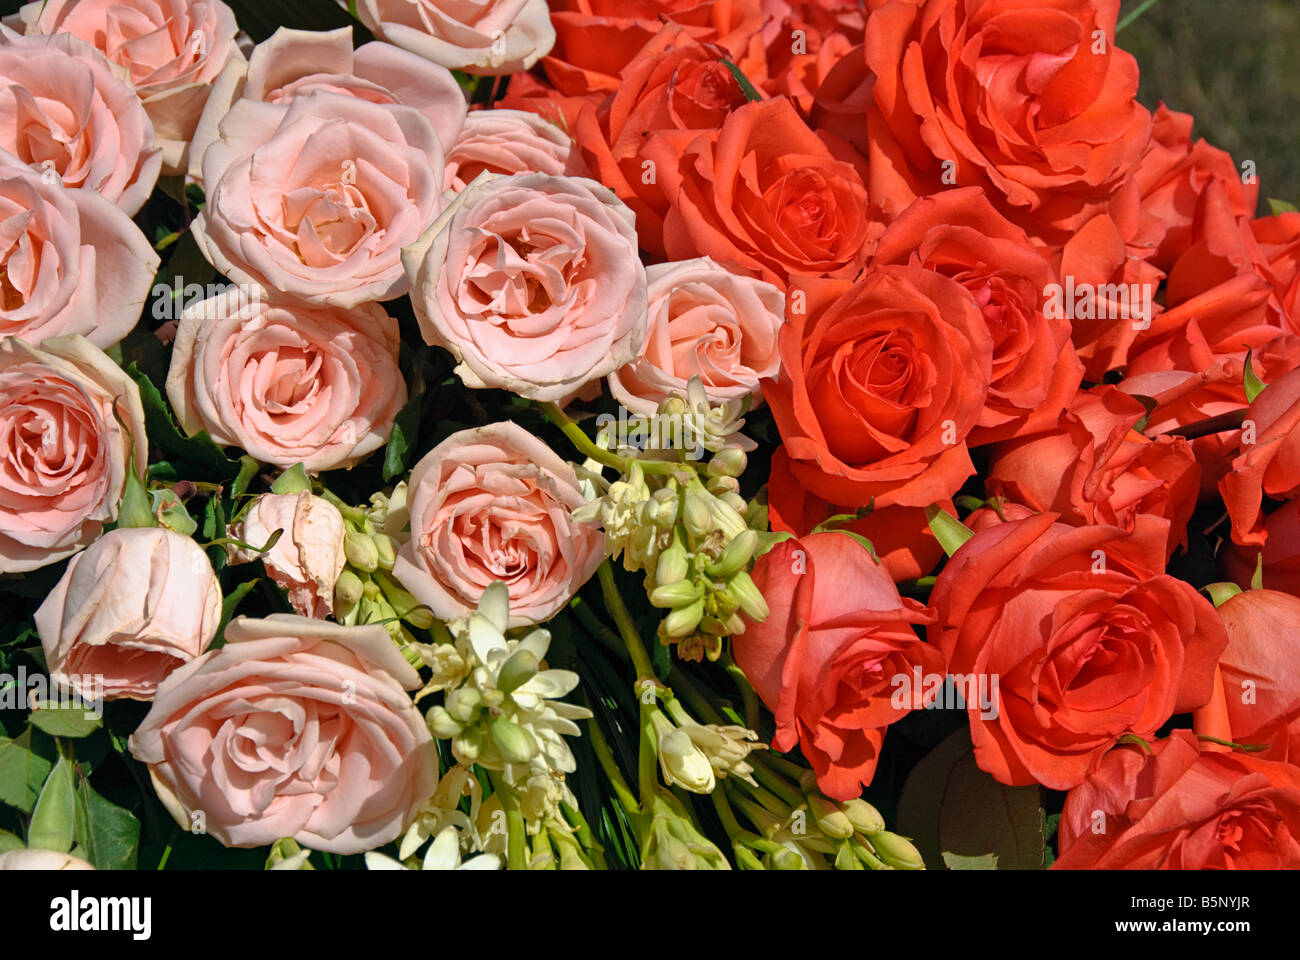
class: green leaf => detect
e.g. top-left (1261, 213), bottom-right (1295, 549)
top-left (0, 829), bottom-right (24, 854)
top-left (73, 772), bottom-right (141, 870)
top-left (384, 380), bottom-right (425, 482)
top-left (151, 489), bottom-right (197, 536)
top-left (925, 504), bottom-right (974, 557)
top-left (942, 851), bottom-right (998, 870)
top-left (233, 455), bottom-right (260, 498)
top-left (938, 751), bottom-right (1045, 870)
top-left (896, 727), bottom-right (972, 869)
top-left (125, 363), bottom-right (239, 481)
top-left (719, 58), bottom-right (762, 102)
top-left (1116, 0), bottom-right (1160, 33)
top-left (29, 704), bottom-right (104, 739)
top-left (0, 729), bottom-right (53, 814)
top-left (1204, 581), bottom-right (1244, 607)
top-left (28, 756), bottom-right (75, 853)
top-left (1268, 198), bottom-right (1299, 216)
top-left (217, 579), bottom-right (260, 642)
top-left (1244, 350), bottom-right (1267, 403)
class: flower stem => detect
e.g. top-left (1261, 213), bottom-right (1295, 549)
top-left (488, 772), bottom-right (529, 871)
top-left (638, 698), bottom-right (660, 803)
top-left (538, 402), bottom-right (700, 476)
top-left (597, 561), bottom-right (658, 684)
top-left (560, 801), bottom-right (607, 870)
top-left (720, 652), bottom-right (759, 731)
top-left (583, 704), bottom-right (639, 815)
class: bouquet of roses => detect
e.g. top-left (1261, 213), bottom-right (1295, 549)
top-left (0, 0), bottom-right (1297, 874)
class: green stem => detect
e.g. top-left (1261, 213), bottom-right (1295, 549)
top-left (569, 595), bottom-right (626, 658)
top-left (597, 562), bottom-right (658, 684)
top-left (560, 801), bottom-right (607, 870)
top-left (538, 402), bottom-right (699, 477)
top-left (489, 773), bottom-right (529, 871)
top-left (583, 707), bottom-right (639, 815)
top-left (638, 698), bottom-right (659, 803)
top-left (720, 652), bottom-right (759, 731)
top-left (667, 665), bottom-right (726, 725)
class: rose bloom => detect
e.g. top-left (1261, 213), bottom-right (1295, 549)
top-left (0, 29), bottom-right (161, 215)
top-left (1054, 730), bottom-right (1300, 869)
top-left (393, 421), bottom-right (605, 626)
top-left (192, 90), bottom-right (445, 309)
top-left (0, 152), bottom-right (159, 349)
top-left (445, 108), bottom-right (585, 192)
top-left (608, 257), bottom-right (783, 418)
top-left (645, 96), bottom-right (873, 287)
top-left (537, 0), bottom-right (766, 102)
top-left (871, 188), bottom-right (1083, 446)
top-left (402, 172), bottom-right (647, 403)
top-left (929, 512), bottom-right (1227, 790)
top-left (1120, 333), bottom-right (1300, 498)
top-left (1254, 211), bottom-right (1300, 328)
top-left (733, 532), bottom-right (941, 800)
top-left (353, 0), bottom-right (555, 75)
top-left (568, 25), bottom-right (754, 258)
top-left (190, 25), bottom-right (467, 185)
top-left (764, 264), bottom-right (992, 509)
top-left (20, 0), bottom-right (243, 174)
top-left (1221, 366), bottom-right (1300, 547)
top-left (128, 615), bottom-right (439, 854)
top-left (1223, 500), bottom-right (1300, 598)
top-left (1198, 588), bottom-right (1300, 763)
top-left (0, 335), bottom-right (147, 573)
top-left (986, 385), bottom-right (1200, 559)
top-left (1134, 104), bottom-right (1258, 271)
top-left (35, 528), bottom-right (221, 701)
top-left (1057, 179), bottom-right (1167, 379)
top-left (228, 492), bottom-right (347, 619)
top-left (166, 290), bottom-right (406, 472)
top-left (865, 0), bottom-right (1151, 243)
top-left (766, 448), bottom-right (950, 582)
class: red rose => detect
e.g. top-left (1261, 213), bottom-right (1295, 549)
top-left (871, 188), bottom-right (1083, 446)
top-left (764, 265), bottom-right (992, 509)
top-left (1134, 104), bottom-right (1258, 271)
top-left (644, 97), bottom-right (875, 286)
top-left (733, 532), bottom-right (941, 799)
top-left (541, 0), bottom-right (766, 101)
top-left (1222, 366), bottom-right (1300, 547)
top-left (1223, 500), bottom-right (1300, 599)
top-left (571, 25), bottom-right (752, 257)
top-left (1204, 588), bottom-right (1300, 762)
top-left (1120, 333), bottom-right (1300, 498)
top-left (864, 0), bottom-right (1152, 242)
top-left (1253, 211), bottom-right (1300, 325)
top-left (987, 385), bottom-right (1200, 559)
top-left (1054, 730), bottom-right (1300, 869)
top-left (766, 447), bottom-right (949, 581)
top-left (929, 512), bottom-right (1227, 789)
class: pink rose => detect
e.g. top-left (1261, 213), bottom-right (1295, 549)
top-left (190, 25), bottom-right (467, 185)
top-left (0, 28), bottom-right (161, 215)
top-left (393, 421), bottom-right (605, 626)
top-left (608, 257), bottom-right (783, 417)
top-left (0, 335), bottom-right (147, 573)
top-left (192, 91), bottom-right (445, 308)
top-left (0, 152), bottom-right (159, 348)
top-left (228, 492), bottom-right (346, 618)
top-left (128, 615), bottom-right (439, 854)
top-left (166, 289), bottom-right (406, 471)
top-left (445, 108), bottom-right (585, 191)
top-left (403, 172), bottom-right (647, 403)
top-left (20, 0), bottom-right (243, 174)
top-left (35, 527), bottom-right (221, 701)
top-left (353, 0), bottom-right (556, 75)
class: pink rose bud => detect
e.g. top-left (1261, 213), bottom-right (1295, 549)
top-left (228, 493), bottom-right (347, 619)
top-left (35, 528), bottom-right (222, 702)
